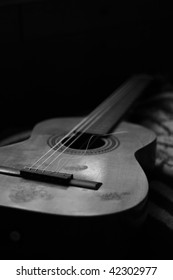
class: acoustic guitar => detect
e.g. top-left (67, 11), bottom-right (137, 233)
top-left (0, 75), bottom-right (156, 218)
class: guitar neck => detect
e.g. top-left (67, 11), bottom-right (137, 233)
top-left (84, 75), bottom-right (152, 135)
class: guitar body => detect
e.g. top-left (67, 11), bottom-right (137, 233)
top-left (0, 77), bottom-right (157, 258)
top-left (0, 117), bottom-right (156, 217)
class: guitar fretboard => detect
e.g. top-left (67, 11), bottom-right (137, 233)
top-left (79, 75), bottom-right (152, 135)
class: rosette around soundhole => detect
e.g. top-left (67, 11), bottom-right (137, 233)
top-left (47, 133), bottom-right (119, 155)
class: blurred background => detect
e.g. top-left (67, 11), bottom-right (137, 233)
top-left (0, 0), bottom-right (172, 132)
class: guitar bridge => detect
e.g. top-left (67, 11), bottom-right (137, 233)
top-left (20, 167), bottom-right (73, 185)
top-left (0, 166), bottom-right (101, 190)
top-left (20, 167), bottom-right (101, 190)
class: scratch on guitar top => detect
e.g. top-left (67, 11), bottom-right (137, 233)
top-left (100, 191), bottom-right (130, 201)
top-left (9, 185), bottom-right (54, 203)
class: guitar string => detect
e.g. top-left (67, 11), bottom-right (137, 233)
top-left (35, 81), bottom-right (137, 171)
top-left (34, 101), bottom-right (117, 171)
top-left (38, 82), bottom-right (133, 171)
top-left (28, 81), bottom-right (132, 170)
top-left (29, 86), bottom-right (127, 170)
top-left (35, 81), bottom-right (132, 167)
top-left (33, 75), bottom-right (148, 170)
top-left (46, 80), bottom-right (145, 172)
top-left (28, 115), bottom-right (89, 169)
top-left (30, 77), bottom-right (144, 171)
top-left (39, 82), bottom-right (134, 171)
top-left (55, 130), bottom-right (128, 173)
top-left (30, 77), bottom-right (148, 173)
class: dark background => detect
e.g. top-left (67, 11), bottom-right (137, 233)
top-left (0, 0), bottom-right (173, 132)
top-left (0, 0), bottom-right (173, 260)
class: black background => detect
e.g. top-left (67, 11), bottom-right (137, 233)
top-left (0, 0), bottom-right (173, 132)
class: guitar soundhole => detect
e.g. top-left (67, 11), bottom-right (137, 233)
top-left (61, 133), bottom-right (104, 150)
top-left (47, 132), bottom-right (119, 155)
